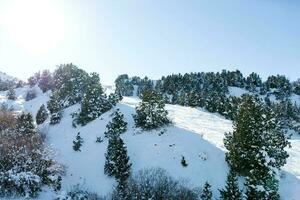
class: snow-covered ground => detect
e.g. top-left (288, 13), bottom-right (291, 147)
top-left (0, 88), bottom-right (300, 199)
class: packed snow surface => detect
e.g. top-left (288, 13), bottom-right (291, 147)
top-left (0, 88), bottom-right (299, 199)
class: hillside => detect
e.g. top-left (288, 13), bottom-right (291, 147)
top-left (0, 84), bottom-right (299, 199)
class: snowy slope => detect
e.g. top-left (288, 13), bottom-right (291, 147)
top-left (0, 71), bottom-right (14, 81)
top-left (0, 88), bottom-right (300, 199)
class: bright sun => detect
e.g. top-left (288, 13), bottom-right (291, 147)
top-left (0, 0), bottom-right (65, 56)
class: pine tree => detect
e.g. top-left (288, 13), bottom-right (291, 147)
top-left (201, 182), bottom-right (212, 200)
top-left (36, 104), bottom-right (48, 125)
top-left (76, 73), bottom-right (112, 125)
top-left (108, 92), bottom-right (122, 106)
top-left (181, 156), bottom-right (188, 167)
top-left (104, 109), bottom-right (127, 139)
top-left (47, 93), bottom-right (62, 125)
top-left (73, 132), bottom-right (83, 152)
top-left (219, 169), bottom-right (242, 200)
top-left (16, 113), bottom-right (36, 135)
top-left (104, 135), bottom-right (131, 183)
top-left (224, 95), bottom-right (290, 199)
top-left (133, 89), bottom-right (170, 130)
top-left (115, 74), bottom-right (134, 96)
top-left (7, 87), bottom-right (16, 100)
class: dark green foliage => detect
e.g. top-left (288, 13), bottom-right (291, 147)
top-left (47, 92), bottom-right (62, 125)
top-left (104, 109), bottom-right (127, 139)
top-left (293, 79), bottom-right (300, 95)
top-left (181, 156), bottom-right (188, 167)
top-left (36, 104), bottom-right (48, 125)
top-left (52, 64), bottom-right (90, 107)
top-left (108, 92), bottom-right (122, 106)
top-left (6, 87), bottom-right (16, 100)
top-left (265, 75), bottom-right (292, 100)
top-left (137, 76), bottom-right (154, 97)
top-left (245, 72), bottom-right (262, 92)
top-left (133, 90), bottom-right (170, 130)
top-left (104, 135), bottom-right (131, 183)
top-left (73, 132), bottom-right (83, 152)
top-left (96, 136), bottom-right (103, 143)
top-left (76, 73), bottom-right (112, 126)
top-left (201, 182), bottom-right (212, 200)
top-left (115, 74), bottom-right (134, 96)
top-left (224, 95), bottom-right (290, 198)
top-left (16, 112), bottom-right (36, 135)
top-left (219, 169), bottom-right (242, 200)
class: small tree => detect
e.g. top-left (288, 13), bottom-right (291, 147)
top-left (104, 109), bottom-right (127, 139)
top-left (7, 87), bottom-right (16, 100)
top-left (47, 93), bottom-right (62, 125)
top-left (181, 156), bottom-right (188, 167)
top-left (201, 182), bottom-right (212, 200)
top-left (219, 169), bottom-right (242, 200)
top-left (104, 135), bottom-right (131, 183)
top-left (36, 104), bottom-right (48, 125)
top-left (73, 132), bottom-right (83, 152)
top-left (16, 113), bottom-right (36, 136)
top-left (133, 89), bottom-right (170, 130)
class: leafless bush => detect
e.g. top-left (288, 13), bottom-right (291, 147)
top-left (111, 167), bottom-right (200, 200)
top-left (0, 104), bottom-right (16, 131)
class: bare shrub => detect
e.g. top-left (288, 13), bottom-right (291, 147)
top-left (111, 167), bottom-right (200, 200)
top-left (0, 115), bottom-right (64, 197)
top-left (0, 104), bottom-right (16, 131)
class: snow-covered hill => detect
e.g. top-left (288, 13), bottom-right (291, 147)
top-left (0, 86), bottom-right (300, 199)
top-left (0, 71), bottom-right (18, 82)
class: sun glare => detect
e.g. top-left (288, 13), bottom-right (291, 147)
top-left (0, 0), bottom-right (65, 56)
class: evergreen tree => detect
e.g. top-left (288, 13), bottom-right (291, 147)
top-left (137, 76), bottom-right (154, 97)
top-left (133, 89), bottom-right (170, 130)
top-left (36, 104), bottom-right (48, 125)
top-left (52, 64), bottom-right (90, 107)
top-left (73, 132), bottom-right (83, 152)
top-left (47, 93), bottom-right (62, 125)
top-left (104, 135), bottom-right (131, 183)
top-left (219, 169), bottom-right (242, 200)
top-left (245, 72), bottom-right (262, 92)
top-left (104, 109), bottom-right (127, 139)
top-left (224, 95), bottom-right (290, 199)
top-left (7, 87), bottom-right (16, 100)
top-left (16, 113), bottom-right (36, 135)
top-left (115, 74), bottom-right (134, 96)
top-left (201, 182), bottom-right (212, 200)
top-left (181, 156), bottom-right (188, 167)
top-left (108, 92), bottom-right (122, 106)
top-left (76, 73), bottom-right (112, 125)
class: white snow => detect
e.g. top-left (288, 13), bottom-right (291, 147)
top-left (0, 88), bottom-right (300, 199)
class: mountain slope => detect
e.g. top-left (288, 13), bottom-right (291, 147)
top-left (0, 87), bottom-right (299, 199)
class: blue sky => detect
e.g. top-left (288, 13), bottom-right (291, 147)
top-left (0, 0), bottom-right (299, 84)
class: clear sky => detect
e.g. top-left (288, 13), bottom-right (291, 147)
top-left (0, 0), bottom-right (299, 84)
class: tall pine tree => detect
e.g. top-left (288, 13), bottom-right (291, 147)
top-left (224, 95), bottom-right (290, 199)
top-left (104, 135), bottom-right (131, 184)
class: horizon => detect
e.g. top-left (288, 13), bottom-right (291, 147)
top-left (0, 0), bottom-right (299, 84)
